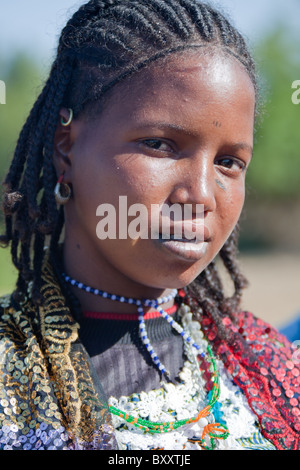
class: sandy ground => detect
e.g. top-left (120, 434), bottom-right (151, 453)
top-left (234, 252), bottom-right (300, 329)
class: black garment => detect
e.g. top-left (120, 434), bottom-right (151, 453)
top-left (79, 314), bottom-right (184, 399)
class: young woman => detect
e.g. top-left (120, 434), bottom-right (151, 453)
top-left (0, 0), bottom-right (299, 451)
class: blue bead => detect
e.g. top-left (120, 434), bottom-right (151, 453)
top-left (62, 273), bottom-right (207, 373)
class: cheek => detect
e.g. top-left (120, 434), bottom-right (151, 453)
top-left (217, 181), bottom-right (245, 230)
top-left (71, 156), bottom-right (169, 241)
top-left (112, 155), bottom-right (173, 210)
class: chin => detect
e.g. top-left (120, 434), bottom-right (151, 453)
top-left (144, 261), bottom-right (212, 291)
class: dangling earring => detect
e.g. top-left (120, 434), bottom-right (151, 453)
top-left (54, 173), bottom-right (71, 205)
top-left (60, 108), bottom-right (73, 127)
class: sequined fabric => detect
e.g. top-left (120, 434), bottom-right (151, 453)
top-left (199, 311), bottom-right (300, 450)
top-left (0, 258), bottom-right (299, 450)
top-left (0, 261), bottom-right (117, 450)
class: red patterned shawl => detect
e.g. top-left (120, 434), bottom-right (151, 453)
top-left (200, 311), bottom-right (300, 450)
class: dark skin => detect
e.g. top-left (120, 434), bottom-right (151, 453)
top-left (53, 51), bottom-right (255, 314)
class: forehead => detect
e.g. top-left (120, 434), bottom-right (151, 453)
top-left (90, 49), bottom-right (256, 130)
top-left (133, 49), bottom-right (254, 93)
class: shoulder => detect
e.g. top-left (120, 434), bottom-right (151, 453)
top-left (234, 311), bottom-right (300, 396)
top-left (0, 291), bottom-right (22, 317)
top-left (0, 291), bottom-right (38, 342)
top-left (235, 310), bottom-right (294, 352)
top-left (0, 293), bottom-right (13, 311)
top-left (0, 293), bottom-right (16, 328)
top-left (234, 310), bottom-right (297, 368)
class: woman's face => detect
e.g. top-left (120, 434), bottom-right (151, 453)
top-left (56, 51), bottom-right (255, 298)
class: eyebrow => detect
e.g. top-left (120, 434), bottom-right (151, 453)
top-left (231, 142), bottom-right (253, 156)
top-left (131, 121), bottom-right (197, 136)
top-left (132, 121), bottom-right (253, 155)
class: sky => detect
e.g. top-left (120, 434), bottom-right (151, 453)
top-left (0, 0), bottom-right (299, 66)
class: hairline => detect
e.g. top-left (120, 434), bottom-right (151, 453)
top-left (78, 43), bottom-right (258, 123)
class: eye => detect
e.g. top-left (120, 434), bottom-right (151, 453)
top-left (215, 156), bottom-right (246, 174)
top-left (139, 139), bottom-right (174, 154)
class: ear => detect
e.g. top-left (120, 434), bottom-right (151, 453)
top-left (53, 108), bottom-right (74, 182)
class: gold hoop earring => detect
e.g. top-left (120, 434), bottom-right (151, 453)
top-left (60, 108), bottom-right (73, 127)
top-left (54, 174), bottom-right (71, 205)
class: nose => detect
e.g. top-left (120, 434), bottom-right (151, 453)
top-left (168, 155), bottom-right (217, 214)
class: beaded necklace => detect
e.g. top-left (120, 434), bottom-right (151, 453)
top-left (62, 273), bottom-right (229, 449)
top-left (62, 274), bottom-right (199, 376)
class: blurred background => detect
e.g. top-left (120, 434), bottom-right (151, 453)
top-left (0, 0), bottom-right (299, 336)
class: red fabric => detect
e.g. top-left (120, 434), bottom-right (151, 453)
top-left (83, 303), bottom-right (177, 321)
top-left (200, 311), bottom-right (300, 450)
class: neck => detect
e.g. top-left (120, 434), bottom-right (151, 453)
top-left (62, 240), bottom-right (177, 315)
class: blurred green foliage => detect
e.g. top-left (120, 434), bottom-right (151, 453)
top-left (0, 247), bottom-right (17, 296)
top-left (0, 54), bottom-right (44, 294)
top-left (0, 53), bottom-right (42, 181)
top-left (247, 29), bottom-right (300, 199)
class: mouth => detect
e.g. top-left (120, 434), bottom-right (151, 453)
top-left (158, 233), bottom-right (201, 242)
top-left (156, 233), bottom-right (210, 261)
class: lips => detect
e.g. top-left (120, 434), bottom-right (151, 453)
top-left (155, 221), bottom-right (211, 261)
top-left (156, 237), bottom-right (209, 261)
top-left (159, 220), bottom-right (210, 243)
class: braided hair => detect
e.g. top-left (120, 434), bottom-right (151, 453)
top-left (1, 0), bottom-right (257, 340)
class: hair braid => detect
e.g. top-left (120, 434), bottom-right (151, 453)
top-left (1, 0), bottom-right (257, 339)
top-left (142, 0), bottom-right (191, 38)
top-left (219, 226), bottom-right (248, 312)
top-left (3, 81), bottom-right (51, 193)
top-left (24, 75), bottom-right (60, 220)
top-left (177, 0), bottom-right (214, 40)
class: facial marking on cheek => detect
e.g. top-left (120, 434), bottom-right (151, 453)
top-left (213, 121), bottom-right (222, 128)
top-left (215, 179), bottom-right (226, 191)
